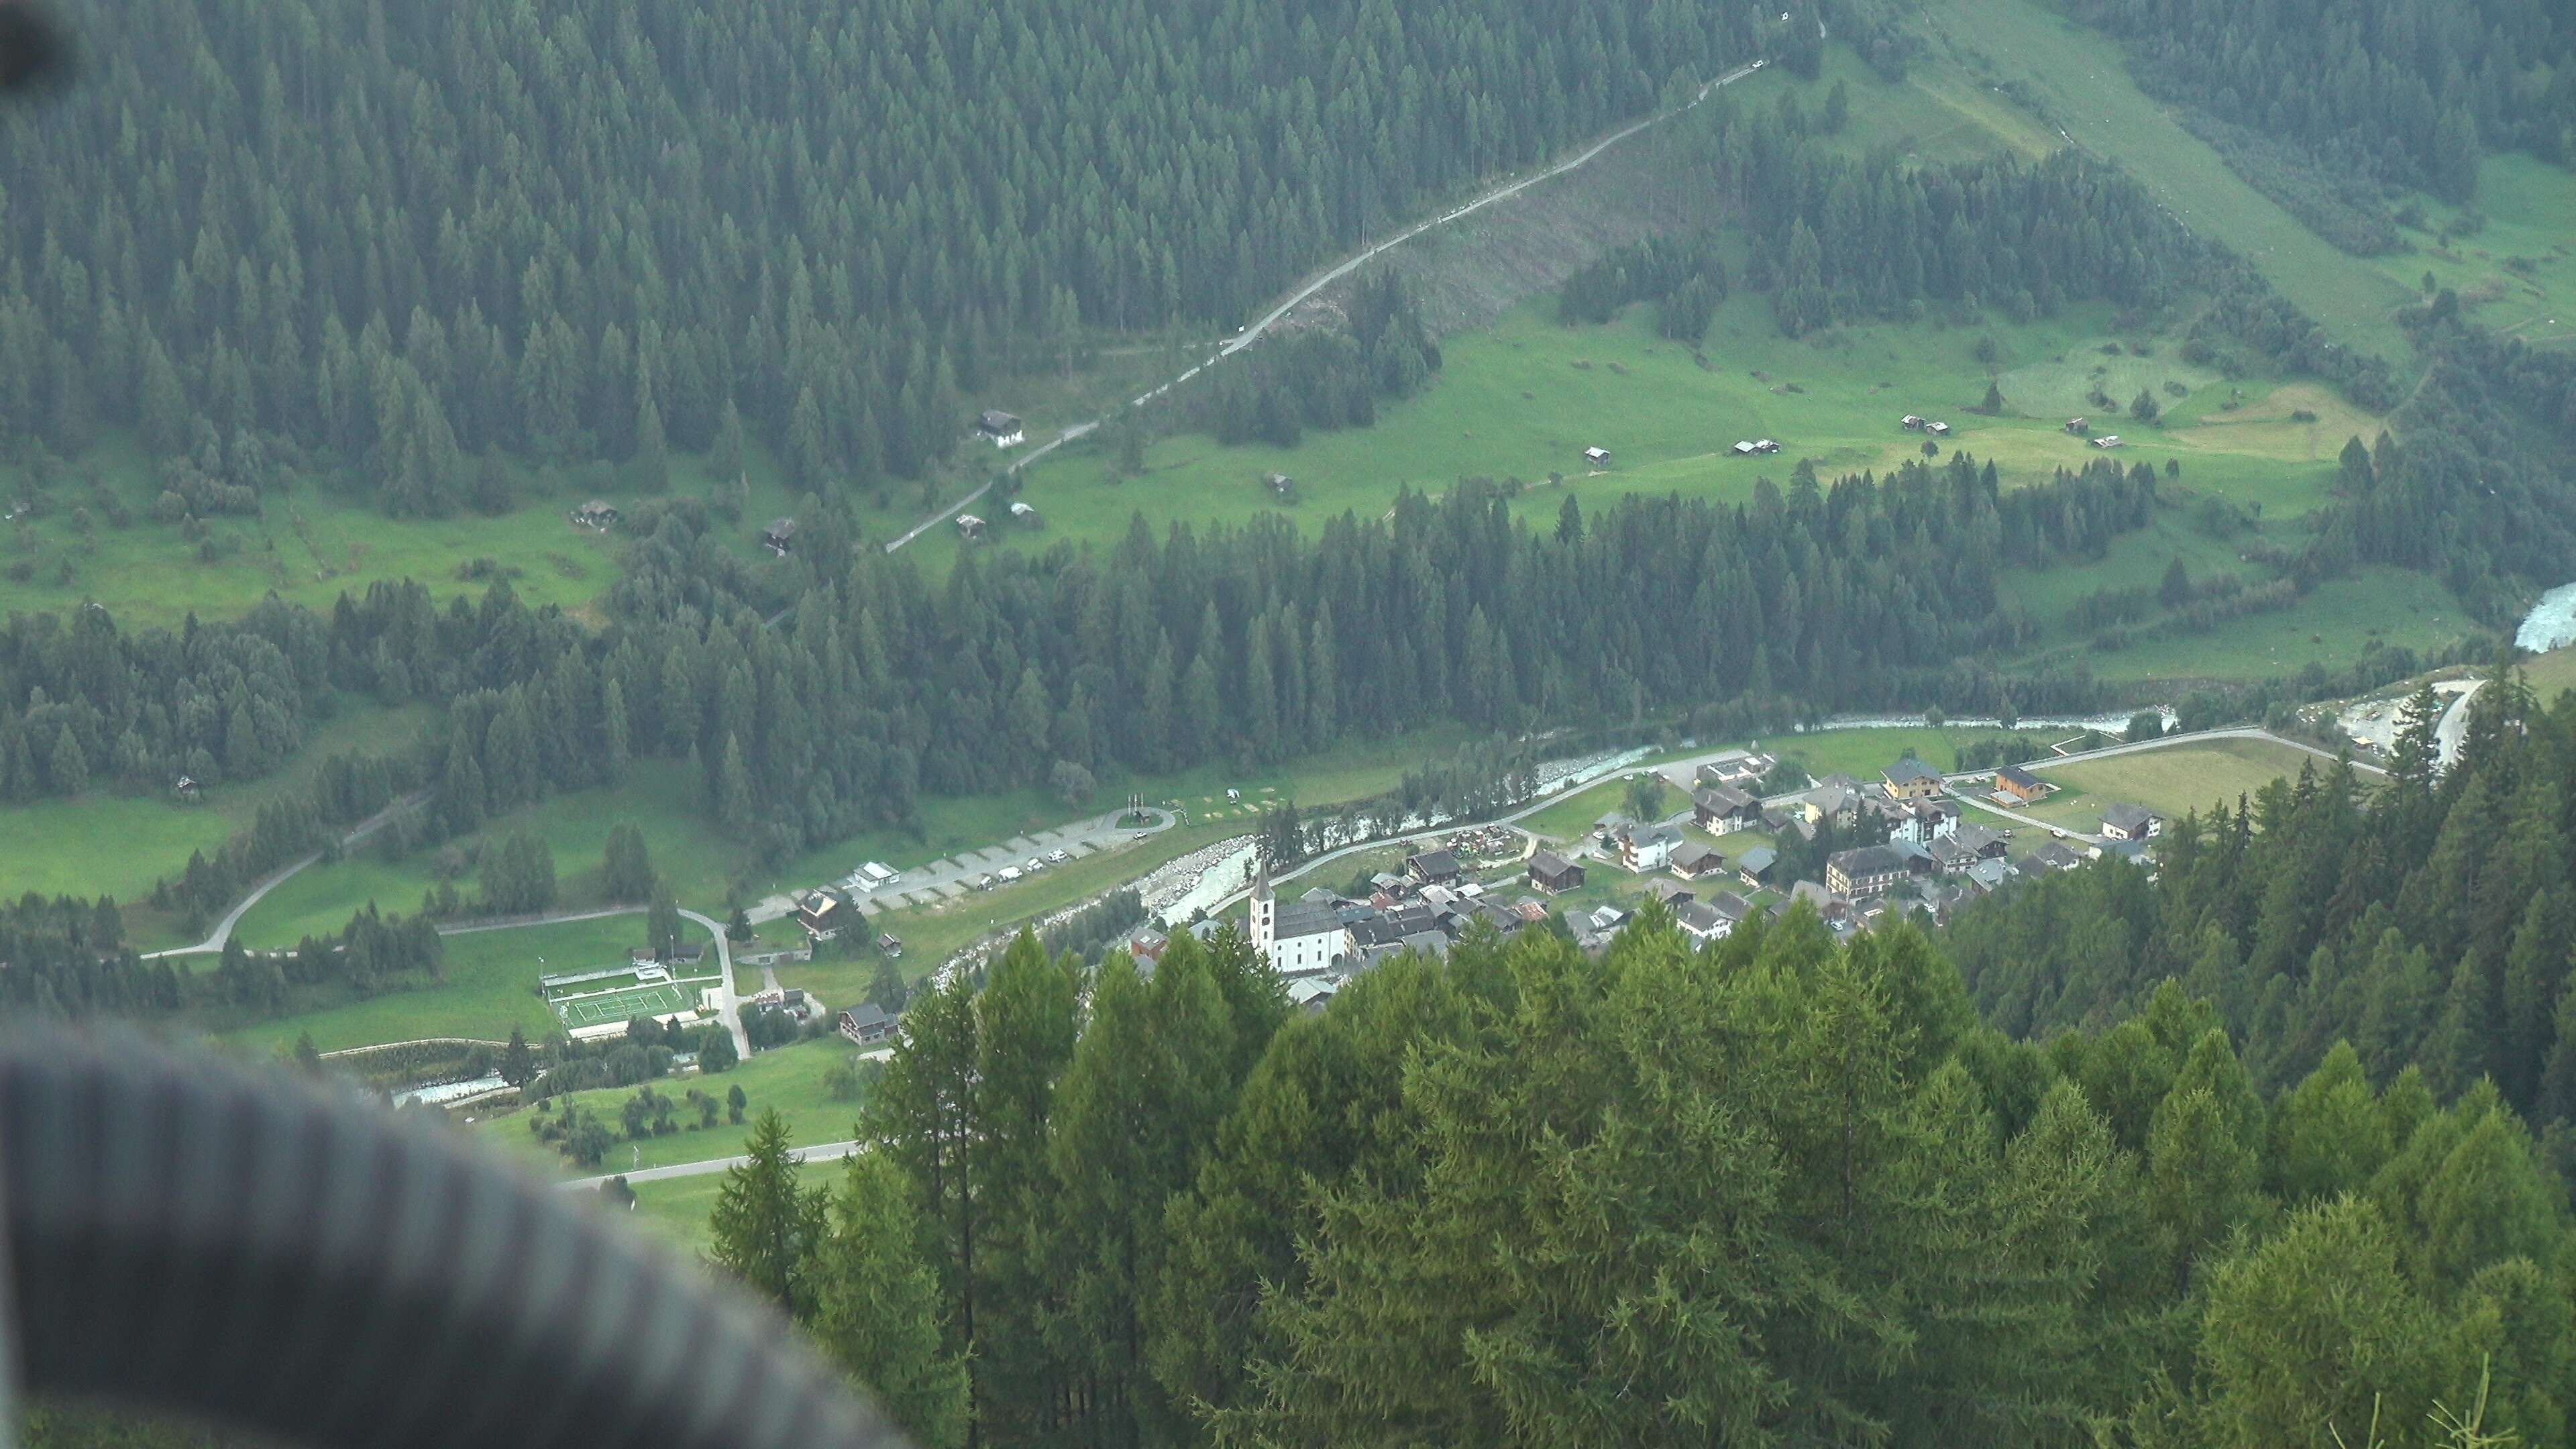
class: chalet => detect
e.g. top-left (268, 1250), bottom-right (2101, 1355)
top-left (1583, 446), bottom-right (1612, 467)
top-left (877, 932), bottom-right (904, 957)
top-left (1674, 898), bottom-right (1727, 944)
top-left (173, 775), bottom-right (200, 800)
top-left (1965, 857), bottom-right (2014, 893)
top-left (1264, 472), bottom-right (1295, 498)
top-left (762, 517), bottom-right (798, 555)
top-left (2092, 434), bottom-right (2124, 449)
top-left (570, 499), bottom-right (619, 530)
top-left (1925, 421), bottom-right (1951, 437)
top-left (1928, 836), bottom-right (1980, 873)
top-left (1008, 500), bottom-right (1040, 525)
top-left (1806, 784), bottom-right (1865, 827)
top-left (1827, 845), bottom-right (1909, 898)
top-left (1995, 765), bottom-right (2049, 803)
top-left (1694, 784), bottom-right (1762, 834)
top-left (1753, 438), bottom-right (1781, 453)
top-left (1646, 879), bottom-right (1698, 908)
top-left (1617, 823), bottom-right (1682, 873)
top-left (976, 410), bottom-right (1026, 447)
top-left (2065, 417), bottom-right (2091, 435)
top-left (2101, 802), bottom-right (2162, 841)
top-left (955, 513), bottom-right (987, 539)
top-left (2028, 842), bottom-right (2087, 873)
top-left (1737, 845), bottom-right (1780, 888)
top-left (1901, 415), bottom-right (1926, 430)
top-left (1405, 849), bottom-right (1462, 888)
top-left (1528, 851), bottom-right (1586, 895)
top-left (795, 890), bottom-right (856, 943)
top-left (1880, 756), bottom-right (1946, 802)
top-left (1670, 841), bottom-right (1727, 880)
top-left (1952, 822), bottom-right (2008, 860)
top-left (838, 1004), bottom-right (893, 1045)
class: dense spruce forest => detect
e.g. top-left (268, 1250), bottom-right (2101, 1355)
top-left (2064, 0), bottom-right (2576, 202)
top-left (1949, 667), bottom-right (2576, 1157)
top-left (0, 0), bottom-right (1771, 502)
top-left (2, 451), bottom-right (2151, 828)
top-left (704, 904), bottom-right (2576, 1449)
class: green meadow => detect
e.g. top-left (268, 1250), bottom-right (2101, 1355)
top-left (223, 912), bottom-right (704, 1055)
top-left (468, 1033), bottom-right (864, 1180)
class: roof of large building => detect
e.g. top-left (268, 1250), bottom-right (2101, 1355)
top-left (1271, 900), bottom-right (1346, 941)
top-left (1883, 757), bottom-right (1944, 784)
top-left (1829, 845), bottom-right (1909, 879)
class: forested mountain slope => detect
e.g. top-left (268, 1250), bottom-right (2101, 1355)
top-left (705, 902), bottom-right (2576, 1449)
top-left (0, 0), bottom-right (1762, 506)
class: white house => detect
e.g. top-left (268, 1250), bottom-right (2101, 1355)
top-left (1616, 823), bottom-right (1682, 873)
top-left (976, 410), bottom-right (1026, 447)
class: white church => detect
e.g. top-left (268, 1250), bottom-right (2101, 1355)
top-left (1246, 857), bottom-right (1348, 977)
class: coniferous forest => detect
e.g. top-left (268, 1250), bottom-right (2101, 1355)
top-left (712, 880), bottom-right (2576, 1449)
top-left (0, 0), bottom-right (1768, 502)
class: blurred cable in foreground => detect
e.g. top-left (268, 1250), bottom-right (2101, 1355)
top-left (0, 2), bottom-right (69, 93)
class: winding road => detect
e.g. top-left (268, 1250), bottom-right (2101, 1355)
top-left (142, 791), bottom-right (429, 960)
top-left (560, 1138), bottom-right (863, 1192)
top-left (876, 59), bottom-right (1769, 557)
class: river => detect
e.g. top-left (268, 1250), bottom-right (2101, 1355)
top-left (2517, 582), bottom-right (2576, 653)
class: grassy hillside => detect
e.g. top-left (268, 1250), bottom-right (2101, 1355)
top-left (468, 1034), bottom-right (864, 1180)
top-left (1915, 0), bottom-right (2418, 363)
top-left (976, 297), bottom-right (2366, 580)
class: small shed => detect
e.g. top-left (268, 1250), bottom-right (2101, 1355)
top-left (1901, 415), bottom-right (1925, 430)
top-left (1752, 438), bottom-right (1781, 453)
top-left (173, 775), bottom-right (201, 801)
top-left (1925, 421), bottom-right (1951, 437)
top-left (955, 514), bottom-right (986, 539)
top-left (1582, 446), bottom-right (1611, 467)
top-left (2065, 417), bottom-right (2091, 435)
top-left (877, 932), bottom-right (904, 957)
top-left (976, 410), bottom-right (1026, 447)
top-left (1008, 500), bottom-right (1040, 525)
top-left (1264, 472), bottom-right (1295, 498)
top-left (762, 517), bottom-right (797, 555)
top-left (1731, 441), bottom-right (1758, 455)
top-left (2092, 434), bottom-right (2124, 449)
top-left (570, 499), bottom-right (619, 530)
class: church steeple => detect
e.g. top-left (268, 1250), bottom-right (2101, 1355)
top-left (1249, 850), bottom-right (1275, 955)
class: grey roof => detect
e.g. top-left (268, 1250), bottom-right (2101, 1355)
top-left (2031, 842), bottom-right (2086, 871)
top-left (1529, 850), bottom-right (1581, 879)
top-left (1398, 930), bottom-right (1451, 959)
top-left (1299, 885), bottom-right (1338, 904)
top-left (1953, 822), bottom-right (2004, 854)
top-left (1703, 888), bottom-right (1754, 922)
top-left (1738, 846), bottom-right (1779, 874)
top-left (1997, 765), bottom-right (2043, 790)
top-left (1967, 858), bottom-right (2012, 890)
top-left (977, 409), bottom-right (1021, 431)
top-left (1674, 899), bottom-right (1727, 936)
top-left (1670, 841), bottom-right (1724, 871)
top-left (1697, 784), bottom-right (1756, 812)
top-left (1647, 879), bottom-right (1698, 906)
top-left (1408, 849), bottom-right (1460, 875)
top-left (1271, 900), bottom-right (1346, 941)
top-left (841, 1003), bottom-right (891, 1031)
top-left (2102, 802), bottom-right (2158, 834)
top-left (1884, 757), bottom-right (1943, 785)
top-left (1829, 845), bottom-right (1909, 880)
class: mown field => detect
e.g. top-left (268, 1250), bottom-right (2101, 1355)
top-left (2023, 735), bottom-right (2335, 826)
top-left (468, 1033), bottom-right (863, 1181)
top-left (221, 912), bottom-right (704, 1055)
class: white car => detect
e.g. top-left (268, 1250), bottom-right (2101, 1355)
top-left (999, 867), bottom-right (1024, 883)
top-left (1048, 849), bottom-right (1070, 864)
top-left (1026, 857), bottom-right (1045, 873)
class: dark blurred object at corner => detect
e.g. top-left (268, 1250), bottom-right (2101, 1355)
top-left (0, 1), bottom-right (71, 93)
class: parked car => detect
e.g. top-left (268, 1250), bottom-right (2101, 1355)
top-left (1026, 857), bottom-right (1044, 872)
top-left (977, 873), bottom-right (997, 890)
top-left (1047, 849), bottom-right (1070, 864)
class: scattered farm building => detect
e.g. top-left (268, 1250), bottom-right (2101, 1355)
top-left (1901, 415), bottom-right (1925, 430)
top-left (955, 513), bottom-right (987, 539)
top-left (976, 410), bottom-right (1026, 447)
top-left (1925, 421), bottom-right (1951, 437)
top-left (2065, 417), bottom-right (2091, 435)
top-left (762, 517), bottom-right (798, 555)
top-left (1582, 446), bottom-right (1611, 467)
top-left (1008, 500), bottom-right (1040, 525)
top-left (1264, 472), bottom-right (1295, 498)
top-left (2092, 434), bottom-right (2124, 449)
top-left (571, 499), bottom-right (619, 530)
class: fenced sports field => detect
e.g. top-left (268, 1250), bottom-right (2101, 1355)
top-left (553, 979), bottom-right (698, 1028)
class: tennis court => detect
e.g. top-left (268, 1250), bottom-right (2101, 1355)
top-left (553, 980), bottom-right (693, 1028)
